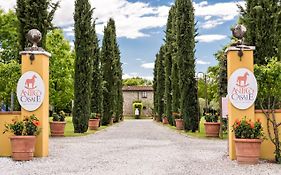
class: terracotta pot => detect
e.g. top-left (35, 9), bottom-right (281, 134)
top-left (204, 122), bottom-right (220, 137)
top-left (88, 119), bottom-right (100, 130)
top-left (234, 138), bottom-right (262, 164)
top-left (162, 117), bottom-right (169, 124)
top-left (50, 121), bottom-right (66, 137)
top-left (10, 136), bottom-right (36, 161)
top-left (175, 119), bottom-right (184, 130)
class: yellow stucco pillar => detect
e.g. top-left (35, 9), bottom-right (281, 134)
top-left (20, 51), bottom-right (50, 157)
top-left (226, 46), bottom-right (255, 160)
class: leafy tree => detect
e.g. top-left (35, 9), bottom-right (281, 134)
top-left (239, 0), bottom-right (281, 65)
top-left (16, 0), bottom-right (59, 52)
top-left (176, 0), bottom-right (199, 131)
top-left (101, 20), bottom-right (115, 125)
top-left (206, 65), bottom-right (219, 104)
top-left (0, 10), bottom-right (19, 63)
top-left (73, 0), bottom-right (93, 133)
top-left (255, 58), bottom-right (281, 163)
top-left (0, 60), bottom-right (21, 111)
top-left (46, 29), bottom-right (74, 113)
top-left (215, 46), bottom-right (228, 98)
top-left (90, 21), bottom-right (102, 115)
top-left (123, 77), bottom-right (152, 86)
top-left (164, 7), bottom-right (174, 125)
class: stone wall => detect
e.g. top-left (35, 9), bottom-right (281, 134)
top-left (123, 91), bottom-right (153, 116)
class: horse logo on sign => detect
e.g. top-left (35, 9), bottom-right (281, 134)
top-left (17, 71), bottom-right (45, 111)
top-left (25, 75), bottom-right (37, 89)
top-left (236, 72), bottom-right (249, 87)
top-left (227, 68), bottom-right (258, 110)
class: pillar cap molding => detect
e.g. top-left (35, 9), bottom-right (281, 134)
top-left (20, 51), bottom-right (51, 57)
top-left (225, 45), bottom-right (255, 53)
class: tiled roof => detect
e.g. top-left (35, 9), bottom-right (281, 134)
top-left (122, 86), bottom-right (154, 91)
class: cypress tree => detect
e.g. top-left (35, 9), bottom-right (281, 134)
top-left (176, 0), bottom-right (199, 131)
top-left (73, 0), bottom-right (93, 133)
top-left (240, 0), bottom-right (280, 64)
top-left (109, 19), bottom-right (123, 122)
top-left (156, 46), bottom-right (166, 119)
top-left (164, 7), bottom-right (175, 125)
top-left (153, 53), bottom-right (159, 117)
top-left (91, 21), bottom-right (102, 115)
top-left (101, 20), bottom-right (115, 125)
top-left (16, 0), bottom-right (59, 51)
top-left (171, 5), bottom-right (180, 115)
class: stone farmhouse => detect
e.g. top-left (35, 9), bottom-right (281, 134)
top-left (122, 86), bottom-right (154, 116)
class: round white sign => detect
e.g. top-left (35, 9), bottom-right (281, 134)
top-left (17, 71), bottom-right (45, 111)
top-left (227, 68), bottom-right (258, 110)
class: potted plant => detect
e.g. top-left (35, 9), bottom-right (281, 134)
top-left (3, 114), bottom-right (40, 161)
top-left (232, 117), bottom-right (264, 164)
top-left (88, 113), bottom-right (100, 130)
top-left (173, 112), bottom-right (184, 130)
top-left (49, 111), bottom-right (66, 137)
top-left (162, 114), bottom-right (168, 124)
top-left (204, 113), bottom-right (220, 137)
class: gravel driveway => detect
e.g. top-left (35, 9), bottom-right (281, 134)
top-left (1, 120), bottom-right (281, 175)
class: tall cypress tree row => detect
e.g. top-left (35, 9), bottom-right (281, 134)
top-left (164, 7), bottom-right (175, 125)
top-left (101, 20), bottom-right (115, 125)
top-left (91, 21), bottom-right (102, 115)
top-left (176, 0), bottom-right (199, 131)
top-left (171, 5), bottom-right (180, 115)
top-left (16, 0), bottom-right (59, 51)
top-left (109, 19), bottom-right (123, 122)
top-left (156, 46), bottom-right (166, 119)
top-left (153, 53), bottom-right (159, 117)
top-left (73, 0), bottom-right (93, 133)
top-left (240, 0), bottom-right (280, 64)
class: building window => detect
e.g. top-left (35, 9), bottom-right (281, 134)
top-left (142, 91), bottom-right (147, 98)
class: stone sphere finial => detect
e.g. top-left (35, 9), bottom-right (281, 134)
top-left (27, 29), bottom-right (42, 48)
top-left (231, 24), bottom-right (247, 40)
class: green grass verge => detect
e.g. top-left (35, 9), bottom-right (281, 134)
top-left (160, 117), bottom-right (228, 139)
top-left (49, 117), bottom-right (109, 137)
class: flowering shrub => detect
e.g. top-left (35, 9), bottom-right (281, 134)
top-left (3, 114), bottom-right (41, 136)
top-left (232, 117), bottom-right (263, 139)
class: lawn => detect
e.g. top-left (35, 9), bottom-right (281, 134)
top-left (49, 117), bottom-right (108, 137)
top-left (162, 117), bottom-right (228, 139)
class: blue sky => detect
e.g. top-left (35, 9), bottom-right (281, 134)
top-left (1, 0), bottom-right (244, 80)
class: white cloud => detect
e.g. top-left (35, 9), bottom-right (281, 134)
top-left (201, 19), bottom-right (223, 29)
top-left (141, 63), bottom-right (154, 69)
top-left (194, 1), bottom-right (245, 29)
top-left (54, 0), bottom-right (170, 39)
top-left (0, 0), bottom-right (16, 12)
top-left (122, 73), bottom-right (153, 80)
top-left (196, 59), bottom-right (210, 65)
top-left (2, 0), bottom-right (169, 39)
top-left (196, 34), bottom-right (227, 43)
top-left (204, 15), bottom-right (212, 20)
